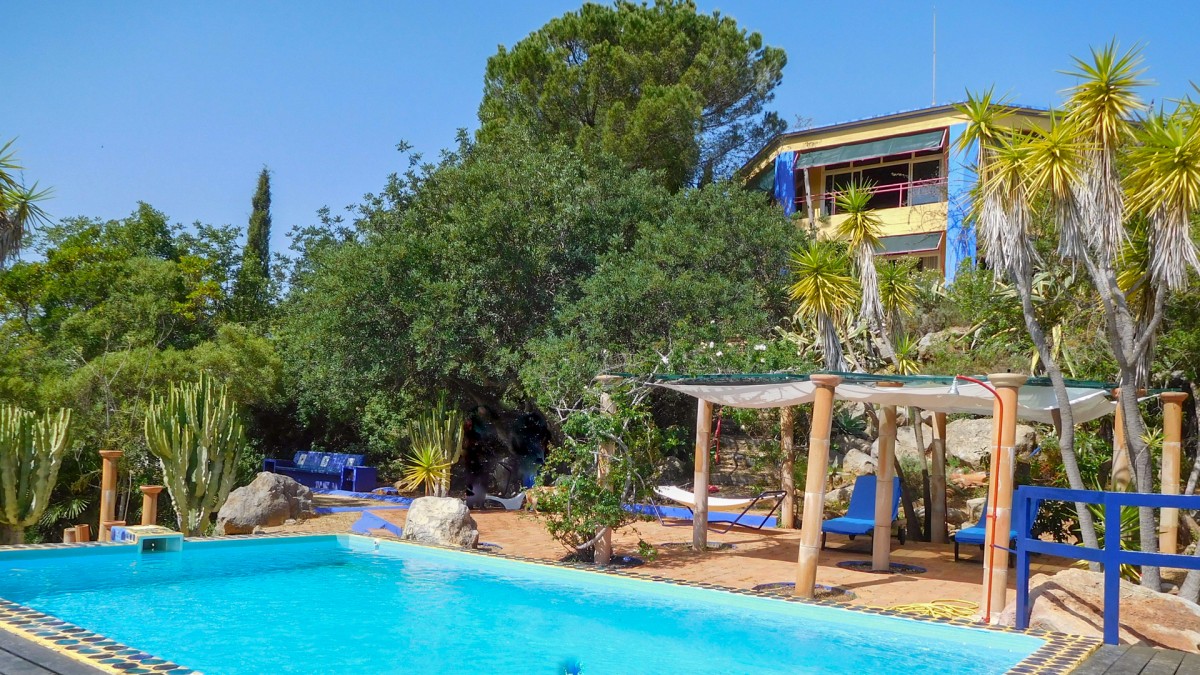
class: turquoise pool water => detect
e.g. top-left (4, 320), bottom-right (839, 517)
top-left (0, 535), bottom-right (1042, 674)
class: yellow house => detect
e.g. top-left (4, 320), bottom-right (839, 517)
top-left (742, 103), bottom-right (1049, 279)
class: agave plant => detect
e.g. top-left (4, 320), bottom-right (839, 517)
top-left (398, 394), bottom-right (464, 497)
top-left (788, 240), bottom-right (858, 371)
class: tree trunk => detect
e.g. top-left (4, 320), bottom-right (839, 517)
top-left (1186, 382), bottom-right (1200, 498)
top-left (1179, 547), bottom-right (1200, 604)
top-left (1118, 382), bottom-right (1163, 590)
top-left (0, 524), bottom-right (25, 545)
top-left (911, 407), bottom-right (932, 541)
top-left (930, 412), bottom-right (948, 543)
top-left (894, 456), bottom-right (923, 542)
top-left (780, 406), bottom-right (797, 528)
top-left (1013, 274), bottom-right (1102, 558)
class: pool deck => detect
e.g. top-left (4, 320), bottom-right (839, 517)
top-left (0, 627), bottom-right (104, 675)
top-left (1073, 645), bottom-right (1200, 674)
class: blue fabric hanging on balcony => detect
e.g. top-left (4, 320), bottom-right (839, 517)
top-left (945, 123), bottom-right (978, 282)
top-left (773, 151), bottom-right (796, 216)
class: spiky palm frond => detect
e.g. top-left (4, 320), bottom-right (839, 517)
top-left (979, 132), bottom-right (1039, 279)
top-left (889, 335), bottom-right (921, 376)
top-left (1064, 42), bottom-right (1148, 259)
top-left (833, 182), bottom-right (885, 328)
top-left (955, 88), bottom-right (1016, 179)
top-left (401, 393), bottom-right (465, 497)
top-left (877, 259), bottom-right (918, 340)
top-left (398, 443), bottom-right (454, 496)
top-left (1025, 112), bottom-right (1092, 259)
top-left (789, 240), bottom-right (858, 371)
top-left (1124, 107), bottom-right (1200, 291)
top-left (0, 139), bottom-right (53, 266)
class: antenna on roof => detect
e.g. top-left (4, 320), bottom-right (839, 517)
top-left (932, 6), bottom-right (937, 106)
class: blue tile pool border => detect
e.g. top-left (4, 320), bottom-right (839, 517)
top-left (0, 532), bottom-right (1101, 675)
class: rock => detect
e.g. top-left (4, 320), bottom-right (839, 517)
top-left (658, 456), bottom-right (689, 486)
top-left (917, 326), bottom-right (971, 361)
top-left (872, 429), bottom-right (925, 463)
top-left (252, 525), bottom-right (265, 535)
top-left (215, 472), bottom-right (316, 535)
top-left (401, 497), bottom-right (479, 548)
top-left (945, 418), bottom-right (1036, 468)
top-left (998, 569), bottom-right (1200, 652)
top-left (946, 507), bottom-right (969, 526)
top-left (842, 448), bottom-right (875, 476)
top-left (284, 519), bottom-right (298, 526)
top-left (825, 483), bottom-right (854, 506)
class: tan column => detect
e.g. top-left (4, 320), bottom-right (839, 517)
top-left (982, 373), bottom-right (1026, 620)
top-left (930, 412), bottom-right (949, 544)
top-left (873, 382), bottom-right (903, 570)
top-left (693, 398), bottom-right (714, 551)
top-left (74, 523), bottom-right (90, 543)
top-left (99, 450), bottom-right (123, 542)
top-left (1160, 392), bottom-right (1188, 554)
top-left (794, 374), bottom-right (841, 598)
top-left (780, 406), bottom-right (797, 529)
top-left (1111, 388), bottom-right (1131, 490)
top-left (594, 375), bottom-right (622, 564)
top-left (140, 485), bottom-right (165, 527)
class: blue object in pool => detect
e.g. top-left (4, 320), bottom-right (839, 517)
top-left (0, 536), bottom-right (1044, 674)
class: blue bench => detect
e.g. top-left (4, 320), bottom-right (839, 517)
top-left (263, 451), bottom-right (377, 493)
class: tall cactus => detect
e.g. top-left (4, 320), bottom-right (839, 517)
top-left (144, 374), bottom-right (246, 536)
top-left (0, 406), bottom-right (72, 545)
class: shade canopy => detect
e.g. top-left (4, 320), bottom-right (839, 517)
top-left (653, 375), bottom-right (1115, 425)
top-left (793, 130), bottom-right (946, 170)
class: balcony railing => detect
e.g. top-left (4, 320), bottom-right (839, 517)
top-left (794, 177), bottom-right (948, 217)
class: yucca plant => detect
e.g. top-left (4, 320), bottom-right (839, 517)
top-left (398, 394), bottom-right (464, 497)
top-left (0, 405), bottom-right (73, 544)
top-left (788, 240), bottom-right (858, 371)
top-left (0, 139), bottom-right (52, 267)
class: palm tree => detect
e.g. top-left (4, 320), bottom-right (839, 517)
top-left (877, 259), bottom-right (918, 346)
top-left (0, 139), bottom-right (51, 267)
top-left (789, 240), bottom-right (858, 371)
top-left (958, 94), bottom-right (1104, 555)
top-left (834, 182), bottom-right (886, 332)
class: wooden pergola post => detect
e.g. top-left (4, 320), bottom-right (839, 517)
top-left (930, 412), bottom-right (948, 544)
top-left (1160, 391), bottom-right (1188, 554)
top-left (99, 450), bottom-right (123, 542)
top-left (693, 398), bottom-right (714, 552)
top-left (794, 374), bottom-right (841, 598)
top-left (780, 406), bottom-right (797, 529)
top-left (1111, 388), bottom-right (1131, 490)
top-left (594, 375), bottom-right (622, 565)
top-left (982, 373), bottom-right (1026, 620)
top-left (873, 382), bottom-right (902, 571)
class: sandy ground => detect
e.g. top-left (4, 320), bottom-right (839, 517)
top-left (265, 494), bottom-right (1073, 610)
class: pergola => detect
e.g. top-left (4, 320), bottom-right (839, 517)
top-left (639, 371), bottom-right (1189, 619)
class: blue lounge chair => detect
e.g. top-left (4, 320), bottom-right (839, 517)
top-left (821, 475), bottom-right (904, 549)
top-left (953, 498), bottom-right (1039, 561)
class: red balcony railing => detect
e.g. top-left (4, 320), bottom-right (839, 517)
top-left (794, 177), bottom-right (948, 217)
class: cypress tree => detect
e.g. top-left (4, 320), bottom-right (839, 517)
top-left (232, 167), bottom-right (272, 322)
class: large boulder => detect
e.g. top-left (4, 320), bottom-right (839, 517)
top-left (841, 448), bottom-right (875, 476)
top-left (872, 428), bottom-right (925, 463)
top-left (215, 472), bottom-right (315, 535)
top-left (401, 497), bottom-right (479, 548)
top-left (945, 418), bottom-right (1036, 468)
top-left (998, 569), bottom-right (1200, 652)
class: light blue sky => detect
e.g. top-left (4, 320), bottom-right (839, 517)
top-left (6, 1), bottom-right (1198, 255)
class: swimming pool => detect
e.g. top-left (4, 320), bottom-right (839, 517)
top-left (0, 535), bottom-right (1081, 674)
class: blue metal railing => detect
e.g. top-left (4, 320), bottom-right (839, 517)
top-left (1013, 485), bottom-right (1200, 644)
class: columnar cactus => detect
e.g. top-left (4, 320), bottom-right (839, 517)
top-left (144, 374), bottom-right (246, 536)
top-left (0, 406), bottom-right (72, 545)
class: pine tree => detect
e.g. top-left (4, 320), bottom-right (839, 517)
top-left (232, 167), bottom-right (271, 322)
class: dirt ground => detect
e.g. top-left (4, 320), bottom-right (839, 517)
top-left (265, 494), bottom-right (1074, 610)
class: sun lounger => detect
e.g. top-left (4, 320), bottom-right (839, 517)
top-left (820, 475), bottom-right (904, 548)
top-left (952, 497), bottom-right (1040, 561)
top-left (484, 493), bottom-right (526, 510)
top-left (652, 486), bottom-right (786, 533)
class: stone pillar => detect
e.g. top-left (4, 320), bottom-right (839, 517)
top-left (692, 398), bottom-right (713, 552)
top-left (930, 411), bottom-right (949, 544)
top-left (982, 373), bottom-right (1026, 620)
top-left (794, 374), bottom-right (841, 598)
top-left (140, 485), bottom-right (165, 527)
top-left (1111, 388), bottom-right (1131, 490)
top-left (99, 450), bottom-right (123, 542)
top-left (594, 375), bottom-right (622, 565)
top-left (873, 382), bottom-right (903, 571)
top-left (1160, 392), bottom-right (1188, 554)
top-left (780, 406), bottom-right (796, 529)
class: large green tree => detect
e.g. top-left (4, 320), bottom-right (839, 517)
top-left (479, 0), bottom-right (787, 190)
top-left (231, 168), bottom-right (272, 323)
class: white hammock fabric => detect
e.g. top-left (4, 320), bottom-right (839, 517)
top-left (654, 485), bottom-right (757, 509)
top-left (654, 380), bottom-right (1115, 425)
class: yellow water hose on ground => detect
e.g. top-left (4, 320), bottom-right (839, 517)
top-left (870, 599), bottom-right (979, 619)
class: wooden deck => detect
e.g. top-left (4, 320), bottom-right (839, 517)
top-left (1073, 645), bottom-right (1200, 675)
